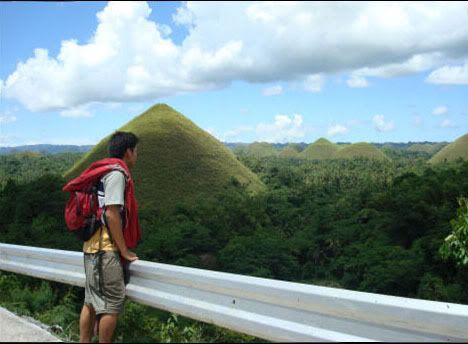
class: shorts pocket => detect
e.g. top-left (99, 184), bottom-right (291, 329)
top-left (101, 253), bottom-right (125, 301)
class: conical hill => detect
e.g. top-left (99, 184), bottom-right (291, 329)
top-left (65, 104), bottom-right (265, 214)
top-left (279, 144), bottom-right (301, 158)
top-left (407, 143), bottom-right (447, 155)
top-left (334, 142), bottom-right (390, 161)
top-left (234, 142), bottom-right (278, 158)
top-left (299, 138), bottom-right (339, 160)
top-left (429, 134), bottom-right (468, 164)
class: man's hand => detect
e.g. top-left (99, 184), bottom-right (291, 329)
top-left (121, 250), bottom-right (139, 262)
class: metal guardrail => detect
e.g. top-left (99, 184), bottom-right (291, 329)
top-left (1, 243), bottom-right (467, 342)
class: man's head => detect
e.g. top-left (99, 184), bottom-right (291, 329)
top-left (108, 131), bottom-right (139, 167)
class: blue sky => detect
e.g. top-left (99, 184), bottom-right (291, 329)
top-left (0, 1), bottom-right (467, 146)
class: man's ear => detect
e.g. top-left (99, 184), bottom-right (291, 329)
top-left (124, 148), bottom-right (131, 157)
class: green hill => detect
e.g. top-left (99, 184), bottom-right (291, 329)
top-left (233, 142), bottom-right (279, 158)
top-left (334, 142), bottom-right (391, 161)
top-left (64, 104), bottom-right (265, 214)
top-left (279, 144), bottom-right (302, 158)
top-left (408, 143), bottom-right (447, 155)
top-left (429, 134), bottom-right (468, 164)
top-left (299, 138), bottom-right (339, 160)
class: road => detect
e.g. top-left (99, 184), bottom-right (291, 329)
top-left (0, 307), bottom-right (60, 342)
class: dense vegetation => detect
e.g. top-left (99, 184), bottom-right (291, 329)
top-left (0, 152), bottom-right (83, 188)
top-left (0, 144), bottom-right (467, 342)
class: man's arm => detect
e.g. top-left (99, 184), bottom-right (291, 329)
top-left (106, 205), bottom-right (138, 262)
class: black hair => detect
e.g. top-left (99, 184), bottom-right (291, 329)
top-left (108, 131), bottom-right (139, 159)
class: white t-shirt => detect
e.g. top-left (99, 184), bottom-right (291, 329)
top-left (100, 170), bottom-right (125, 207)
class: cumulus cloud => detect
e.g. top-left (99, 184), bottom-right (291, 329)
top-left (346, 75), bottom-right (369, 88)
top-left (0, 115), bottom-right (17, 124)
top-left (203, 127), bottom-right (222, 141)
top-left (0, 135), bottom-right (18, 146)
top-left (432, 106), bottom-right (448, 116)
top-left (412, 115), bottom-right (423, 127)
top-left (373, 114), bottom-right (395, 132)
top-left (327, 125), bottom-right (349, 137)
top-left (4, 1), bottom-right (468, 111)
top-left (439, 119), bottom-right (456, 128)
top-left (3, 2), bottom-right (207, 112)
top-left (350, 53), bottom-right (445, 80)
top-left (223, 125), bottom-right (254, 140)
top-left (0, 107), bottom-right (18, 124)
top-left (426, 63), bottom-right (468, 85)
top-left (303, 74), bottom-right (324, 92)
top-left (262, 85), bottom-right (283, 96)
top-left (256, 114), bottom-right (308, 143)
top-left (0, 135), bottom-right (97, 147)
top-left (60, 105), bottom-right (93, 118)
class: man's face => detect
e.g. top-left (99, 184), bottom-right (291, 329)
top-left (126, 146), bottom-right (138, 167)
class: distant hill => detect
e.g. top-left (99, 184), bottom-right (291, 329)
top-left (232, 142), bottom-right (279, 157)
top-left (279, 143), bottom-right (302, 158)
top-left (64, 104), bottom-right (265, 214)
top-left (0, 144), bottom-right (93, 155)
top-left (407, 142), bottom-right (448, 155)
top-left (299, 138), bottom-right (339, 160)
top-left (429, 134), bottom-right (468, 164)
top-left (334, 142), bottom-right (391, 161)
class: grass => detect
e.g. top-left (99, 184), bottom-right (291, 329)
top-left (334, 142), bottom-right (391, 161)
top-left (299, 138), bottom-right (340, 160)
top-left (233, 142), bottom-right (279, 158)
top-left (279, 144), bottom-right (302, 158)
top-left (429, 134), bottom-right (468, 164)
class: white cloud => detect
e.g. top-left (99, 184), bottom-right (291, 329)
top-left (172, 4), bottom-right (195, 26)
top-left (256, 114), bottom-right (309, 143)
top-left (0, 135), bottom-right (18, 146)
top-left (412, 115), bottom-right (423, 127)
top-left (346, 74), bottom-right (369, 88)
top-left (262, 85), bottom-right (283, 96)
top-left (203, 127), bottom-right (223, 141)
top-left (439, 119), bottom-right (455, 128)
top-left (60, 105), bottom-right (93, 118)
top-left (426, 63), bottom-right (468, 85)
top-left (373, 114), bottom-right (395, 132)
top-left (303, 74), bottom-right (324, 92)
top-left (351, 53), bottom-right (445, 79)
top-left (4, 2), bottom-right (468, 111)
top-left (223, 125), bottom-right (254, 140)
top-left (432, 106), bottom-right (448, 116)
top-left (327, 125), bottom-right (349, 137)
top-left (0, 135), bottom-right (97, 147)
top-left (0, 107), bottom-right (18, 124)
top-left (0, 115), bottom-right (17, 124)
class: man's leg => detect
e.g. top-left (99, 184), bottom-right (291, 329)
top-left (99, 313), bottom-right (119, 343)
top-left (79, 304), bottom-right (96, 343)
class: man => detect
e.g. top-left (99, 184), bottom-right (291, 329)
top-left (66, 131), bottom-right (141, 343)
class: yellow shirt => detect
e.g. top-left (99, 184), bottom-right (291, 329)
top-left (83, 170), bottom-right (125, 254)
top-left (83, 225), bottom-right (119, 253)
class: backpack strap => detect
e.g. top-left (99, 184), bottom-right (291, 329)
top-left (99, 169), bottom-right (128, 247)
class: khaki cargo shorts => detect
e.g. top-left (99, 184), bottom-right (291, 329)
top-left (83, 251), bottom-right (126, 315)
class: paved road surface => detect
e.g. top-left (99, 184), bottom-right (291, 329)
top-left (0, 307), bottom-right (60, 342)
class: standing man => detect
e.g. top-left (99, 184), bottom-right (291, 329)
top-left (64, 131), bottom-right (141, 343)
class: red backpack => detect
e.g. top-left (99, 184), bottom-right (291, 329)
top-left (64, 183), bottom-right (105, 241)
top-left (63, 159), bottom-right (139, 247)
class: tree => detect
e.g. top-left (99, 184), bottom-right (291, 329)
top-left (440, 197), bottom-right (468, 266)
